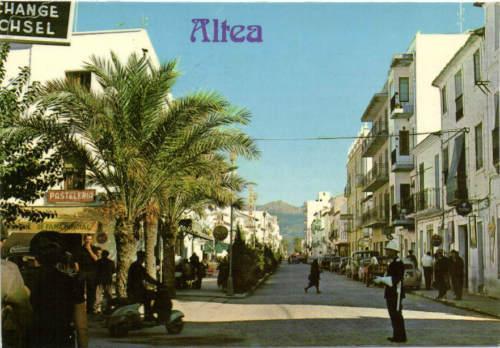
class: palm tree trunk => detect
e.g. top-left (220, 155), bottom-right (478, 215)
top-left (162, 220), bottom-right (177, 297)
top-left (114, 221), bottom-right (137, 298)
top-left (144, 216), bottom-right (157, 279)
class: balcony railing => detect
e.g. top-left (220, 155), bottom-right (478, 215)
top-left (391, 149), bottom-right (414, 172)
top-left (414, 188), bottom-right (441, 212)
top-left (363, 162), bottom-right (389, 192)
top-left (391, 198), bottom-right (414, 227)
top-left (390, 93), bottom-right (414, 119)
top-left (344, 184), bottom-right (351, 197)
top-left (362, 120), bottom-right (389, 157)
top-left (361, 206), bottom-right (389, 227)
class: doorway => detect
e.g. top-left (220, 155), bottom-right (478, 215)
top-left (477, 221), bottom-right (484, 291)
top-left (458, 224), bottom-right (469, 289)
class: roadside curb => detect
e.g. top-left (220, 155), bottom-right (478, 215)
top-left (409, 290), bottom-right (500, 320)
top-left (175, 271), bottom-right (274, 300)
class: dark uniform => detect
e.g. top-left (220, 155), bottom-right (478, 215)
top-left (450, 254), bottom-right (464, 300)
top-left (384, 256), bottom-right (407, 343)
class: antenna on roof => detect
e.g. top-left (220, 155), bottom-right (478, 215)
top-left (457, 2), bottom-right (465, 33)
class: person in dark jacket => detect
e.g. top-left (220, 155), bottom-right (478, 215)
top-left (304, 259), bottom-right (321, 294)
top-left (434, 249), bottom-right (450, 300)
top-left (29, 232), bottom-right (88, 348)
top-left (127, 251), bottom-right (160, 320)
top-left (449, 250), bottom-right (464, 300)
top-left (374, 240), bottom-right (407, 343)
top-left (75, 234), bottom-right (99, 315)
top-left (95, 250), bottom-right (115, 313)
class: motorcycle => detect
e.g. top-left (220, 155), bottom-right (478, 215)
top-left (105, 286), bottom-right (184, 337)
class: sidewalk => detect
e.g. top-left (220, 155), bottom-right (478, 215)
top-left (175, 273), bottom-right (272, 299)
top-left (411, 288), bottom-right (500, 319)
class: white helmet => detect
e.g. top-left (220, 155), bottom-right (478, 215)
top-left (385, 240), bottom-right (400, 252)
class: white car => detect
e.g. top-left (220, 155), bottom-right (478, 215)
top-left (402, 261), bottom-right (422, 289)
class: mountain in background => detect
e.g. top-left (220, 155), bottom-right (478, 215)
top-left (257, 200), bottom-right (304, 253)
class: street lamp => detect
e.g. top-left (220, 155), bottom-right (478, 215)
top-left (226, 152), bottom-right (237, 296)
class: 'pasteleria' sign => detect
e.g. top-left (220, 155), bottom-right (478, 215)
top-left (0, 0), bottom-right (75, 45)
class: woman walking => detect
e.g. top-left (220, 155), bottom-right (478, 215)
top-left (304, 259), bottom-right (321, 294)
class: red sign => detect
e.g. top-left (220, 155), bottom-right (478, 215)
top-left (47, 190), bottom-right (96, 203)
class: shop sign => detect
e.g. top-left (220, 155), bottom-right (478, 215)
top-left (213, 225), bottom-right (228, 241)
top-left (431, 234), bottom-right (443, 247)
top-left (48, 190), bottom-right (96, 203)
top-left (456, 200), bottom-right (472, 217)
top-left (9, 220), bottom-right (98, 234)
top-left (0, 0), bottom-right (75, 45)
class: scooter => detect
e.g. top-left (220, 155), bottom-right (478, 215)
top-left (105, 286), bottom-right (184, 337)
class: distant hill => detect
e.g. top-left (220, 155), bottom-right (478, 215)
top-left (257, 201), bottom-right (304, 253)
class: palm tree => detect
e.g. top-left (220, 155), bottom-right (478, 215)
top-left (23, 52), bottom-right (259, 296)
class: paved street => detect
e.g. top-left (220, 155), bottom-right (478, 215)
top-left (90, 263), bottom-right (499, 347)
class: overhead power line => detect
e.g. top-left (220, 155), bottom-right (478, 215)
top-left (253, 128), bottom-right (468, 142)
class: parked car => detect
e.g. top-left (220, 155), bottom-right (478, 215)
top-left (330, 256), bottom-right (342, 272)
top-left (320, 254), bottom-right (335, 270)
top-left (402, 261), bottom-right (422, 289)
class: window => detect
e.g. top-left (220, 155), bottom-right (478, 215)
top-left (446, 133), bottom-right (467, 205)
top-left (63, 154), bottom-right (86, 190)
top-left (455, 70), bottom-right (463, 121)
top-left (399, 77), bottom-right (409, 102)
top-left (441, 86), bottom-right (447, 114)
top-left (475, 122), bottom-right (483, 170)
top-left (399, 129), bottom-right (410, 155)
top-left (473, 50), bottom-right (481, 83)
top-left (494, 93), bottom-right (500, 171)
top-left (496, 4), bottom-right (500, 50)
top-left (65, 71), bottom-right (91, 90)
top-left (443, 146), bottom-right (449, 179)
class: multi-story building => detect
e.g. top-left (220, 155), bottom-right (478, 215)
top-left (388, 33), bottom-right (469, 257)
top-left (345, 126), bottom-right (370, 255)
top-left (330, 196), bottom-right (349, 256)
top-left (360, 86), bottom-right (391, 255)
top-left (304, 192), bottom-right (332, 258)
top-left (431, 4), bottom-right (499, 297)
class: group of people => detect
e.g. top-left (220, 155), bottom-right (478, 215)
top-left (175, 253), bottom-right (207, 289)
top-left (421, 249), bottom-right (465, 300)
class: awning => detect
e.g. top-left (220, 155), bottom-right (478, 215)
top-left (446, 133), bottom-right (465, 204)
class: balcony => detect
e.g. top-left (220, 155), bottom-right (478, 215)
top-left (391, 198), bottom-right (414, 228)
top-left (361, 120), bottom-right (389, 157)
top-left (391, 149), bottom-right (414, 172)
top-left (355, 174), bottom-right (364, 188)
top-left (390, 53), bottom-right (413, 68)
top-left (362, 162), bottom-right (389, 192)
top-left (361, 92), bottom-right (388, 122)
top-left (414, 188), bottom-right (442, 214)
top-left (361, 206), bottom-right (389, 228)
top-left (390, 93), bottom-right (414, 119)
top-left (344, 184), bottom-right (351, 197)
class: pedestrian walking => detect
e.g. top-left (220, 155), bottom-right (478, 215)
top-left (449, 250), bottom-right (464, 300)
top-left (94, 250), bottom-right (115, 314)
top-left (76, 234), bottom-right (99, 315)
top-left (421, 251), bottom-right (433, 290)
top-left (434, 249), bottom-right (450, 300)
top-left (373, 240), bottom-right (407, 343)
top-left (304, 259), bottom-right (321, 294)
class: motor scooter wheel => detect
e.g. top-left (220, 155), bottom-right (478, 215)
top-left (166, 320), bottom-right (184, 334)
top-left (109, 324), bottom-right (129, 337)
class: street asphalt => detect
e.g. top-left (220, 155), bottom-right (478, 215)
top-left (90, 263), bottom-right (500, 347)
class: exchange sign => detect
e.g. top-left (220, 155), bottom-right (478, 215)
top-left (0, 0), bottom-right (75, 45)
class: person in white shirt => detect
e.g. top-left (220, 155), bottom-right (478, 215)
top-left (421, 251), bottom-right (434, 290)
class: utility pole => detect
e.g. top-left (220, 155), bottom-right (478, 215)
top-left (226, 152), bottom-right (237, 296)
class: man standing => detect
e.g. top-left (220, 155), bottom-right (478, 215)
top-left (77, 234), bottom-right (99, 315)
top-left (95, 250), bottom-right (115, 314)
top-left (374, 240), bottom-right (407, 343)
top-left (366, 255), bottom-right (378, 287)
top-left (449, 250), bottom-right (464, 300)
top-left (421, 251), bottom-right (434, 290)
top-left (434, 249), bottom-right (450, 300)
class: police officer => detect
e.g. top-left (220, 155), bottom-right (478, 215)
top-left (374, 239), bottom-right (407, 343)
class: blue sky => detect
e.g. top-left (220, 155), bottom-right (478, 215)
top-left (76, 2), bottom-right (484, 207)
